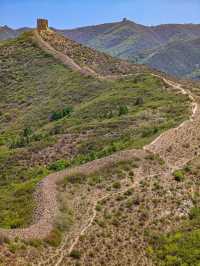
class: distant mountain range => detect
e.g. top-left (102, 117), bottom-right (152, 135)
top-left (0, 25), bottom-right (32, 40)
top-left (1, 19), bottom-right (200, 79)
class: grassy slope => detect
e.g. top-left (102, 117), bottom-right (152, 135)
top-left (0, 31), bottom-right (190, 229)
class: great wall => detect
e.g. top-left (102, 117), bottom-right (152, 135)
top-left (1, 18), bottom-right (200, 266)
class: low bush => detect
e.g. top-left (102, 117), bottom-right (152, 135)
top-left (65, 173), bottom-right (86, 184)
top-left (189, 207), bottom-right (200, 220)
top-left (96, 204), bottom-right (102, 212)
top-left (70, 250), bottom-right (81, 259)
top-left (50, 106), bottom-right (73, 121)
top-left (48, 159), bottom-right (71, 171)
top-left (173, 170), bottom-right (185, 182)
top-left (45, 229), bottom-right (62, 247)
top-left (112, 181), bottom-right (121, 189)
top-left (118, 105), bottom-right (128, 116)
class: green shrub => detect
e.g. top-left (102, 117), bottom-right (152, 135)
top-left (189, 207), bottom-right (200, 220)
top-left (66, 174), bottom-right (86, 184)
top-left (88, 175), bottom-right (102, 186)
top-left (50, 106), bottom-right (73, 121)
top-left (45, 229), bottom-right (62, 247)
top-left (70, 250), bottom-right (81, 259)
top-left (48, 159), bottom-right (70, 171)
top-left (8, 241), bottom-right (26, 253)
top-left (141, 127), bottom-right (158, 138)
top-left (23, 127), bottom-right (32, 137)
top-left (56, 212), bottom-right (73, 232)
top-left (150, 207), bottom-right (200, 266)
top-left (51, 111), bottom-right (62, 121)
top-left (95, 204), bottom-right (102, 212)
top-left (118, 105), bottom-right (128, 116)
top-left (184, 165), bottom-right (192, 173)
top-left (27, 239), bottom-right (43, 248)
top-left (9, 127), bottom-right (34, 149)
top-left (112, 181), bottom-right (121, 189)
top-left (173, 170), bottom-right (185, 182)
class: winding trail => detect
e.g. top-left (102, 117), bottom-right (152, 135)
top-left (0, 29), bottom-right (199, 265)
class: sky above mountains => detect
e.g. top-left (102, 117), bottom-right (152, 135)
top-left (1, 0), bottom-right (199, 29)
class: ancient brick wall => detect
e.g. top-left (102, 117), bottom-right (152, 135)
top-left (37, 19), bottom-right (48, 31)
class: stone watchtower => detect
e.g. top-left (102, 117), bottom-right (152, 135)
top-left (37, 19), bottom-right (48, 31)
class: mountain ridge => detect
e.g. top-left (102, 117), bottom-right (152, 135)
top-left (59, 20), bottom-right (200, 79)
top-left (1, 19), bottom-right (200, 79)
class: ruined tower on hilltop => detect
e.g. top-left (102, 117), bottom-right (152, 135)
top-left (37, 19), bottom-right (48, 31)
top-left (122, 18), bottom-right (128, 22)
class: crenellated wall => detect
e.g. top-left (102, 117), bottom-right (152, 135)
top-left (37, 19), bottom-right (48, 31)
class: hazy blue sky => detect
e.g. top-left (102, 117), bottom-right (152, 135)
top-left (1, 0), bottom-right (199, 29)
